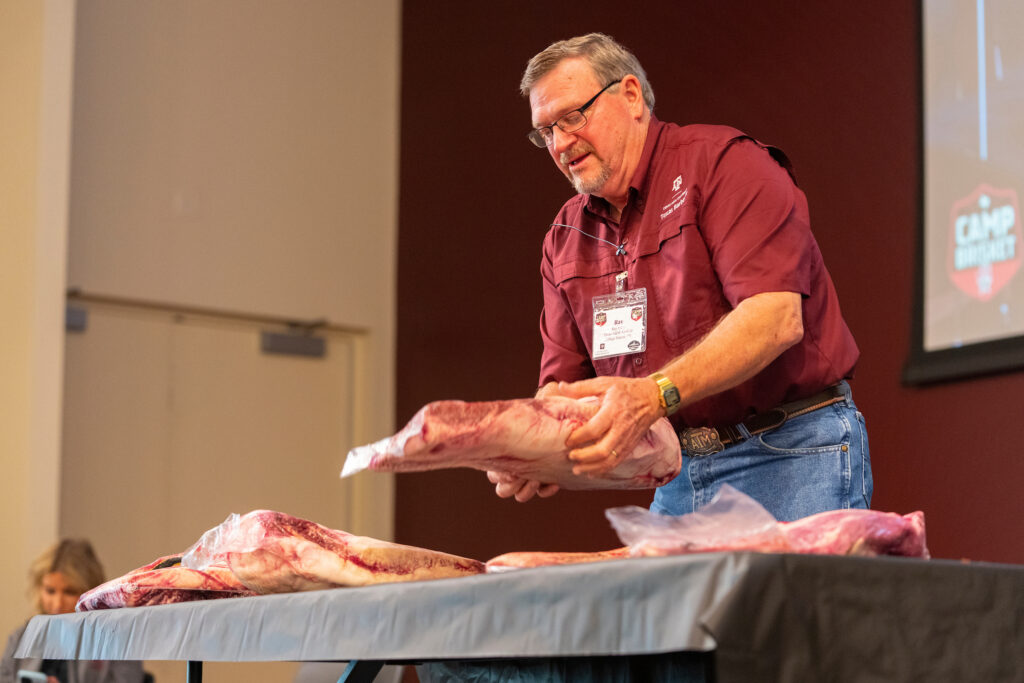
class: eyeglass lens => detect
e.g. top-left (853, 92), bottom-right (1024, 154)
top-left (528, 80), bottom-right (619, 148)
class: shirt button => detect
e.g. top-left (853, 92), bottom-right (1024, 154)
top-left (634, 357), bottom-right (642, 366)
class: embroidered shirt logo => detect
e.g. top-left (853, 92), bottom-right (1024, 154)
top-left (660, 175), bottom-right (688, 220)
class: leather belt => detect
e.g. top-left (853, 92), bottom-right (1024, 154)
top-left (678, 381), bottom-right (848, 457)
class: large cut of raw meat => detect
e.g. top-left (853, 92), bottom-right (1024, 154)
top-left (622, 509), bottom-right (929, 558)
top-left (76, 555), bottom-right (254, 611)
top-left (341, 396), bottom-right (682, 490)
top-left (487, 487), bottom-right (930, 573)
top-left (607, 485), bottom-right (930, 559)
top-left (79, 511), bottom-right (486, 610)
top-left (779, 508), bottom-right (929, 557)
top-left (485, 547), bottom-right (630, 573)
top-left (183, 510), bottom-right (485, 592)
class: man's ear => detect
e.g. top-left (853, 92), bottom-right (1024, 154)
top-left (621, 74), bottom-right (646, 119)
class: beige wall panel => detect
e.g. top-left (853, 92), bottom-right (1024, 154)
top-left (0, 0), bottom-right (46, 633)
top-left (63, 0), bottom-right (399, 570)
top-left (0, 0), bottom-right (74, 637)
top-left (61, 301), bottom-right (362, 574)
top-left (67, 0), bottom-right (399, 330)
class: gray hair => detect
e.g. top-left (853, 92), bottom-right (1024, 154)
top-left (520, 33), bottom-right (655, 112)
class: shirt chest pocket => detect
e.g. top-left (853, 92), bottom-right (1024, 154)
top-left (633, 219), bottom-right (731, 350)
top-left (551, 255), bottom-right (624, 341)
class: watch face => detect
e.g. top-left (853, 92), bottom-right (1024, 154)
top-left (665, 387), bottom-right (681, 405)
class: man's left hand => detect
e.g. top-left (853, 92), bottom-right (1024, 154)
top-left (550, 375), bottom-right (663, 476)
top-left (486, 471), bottom-right (560, 502)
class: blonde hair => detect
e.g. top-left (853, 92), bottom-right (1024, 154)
top-left (29, 539), bottom-right (106, 613)
top-left (520, 32), bottom-right (655, 111)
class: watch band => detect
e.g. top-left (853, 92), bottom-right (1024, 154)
top-left (650, 371), bottom-right (681, 416)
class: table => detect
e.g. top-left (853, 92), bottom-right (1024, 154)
top-left (15, 552), bottom-right (1024, 682)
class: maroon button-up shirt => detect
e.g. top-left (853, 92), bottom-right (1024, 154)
top-left (538, 117), bottom-right (859, 427)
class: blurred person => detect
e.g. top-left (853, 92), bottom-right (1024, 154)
top-left (1, 540), bottom-right (145, 683)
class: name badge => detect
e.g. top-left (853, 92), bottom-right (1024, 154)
top-left (592, 287), bottom-right (647, 359)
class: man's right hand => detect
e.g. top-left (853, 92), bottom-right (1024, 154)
top-left (486, 471), bottom-right (560, 502)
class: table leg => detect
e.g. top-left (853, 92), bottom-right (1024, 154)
top-left (336, 660), bottom-right (384, 682)
top-left (186, 661), bottom-right (202, 683)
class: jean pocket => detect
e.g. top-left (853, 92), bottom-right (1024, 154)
top-left (754, 404), bottom-right (852, 456)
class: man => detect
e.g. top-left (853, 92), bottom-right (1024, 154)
top-left (489, 33), bottom-right (871, 521)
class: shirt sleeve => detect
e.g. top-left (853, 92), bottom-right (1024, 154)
top-left (698, 137), bottom-right (816, 306)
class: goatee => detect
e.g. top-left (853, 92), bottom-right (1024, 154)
top-left (570, 164), bottom-right (612, 195)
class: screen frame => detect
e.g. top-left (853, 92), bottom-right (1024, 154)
top-left (903, 0), bottom-right (1024, 385)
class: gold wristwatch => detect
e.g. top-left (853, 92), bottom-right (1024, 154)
top-left (650, 371), bottom-right (681, 416)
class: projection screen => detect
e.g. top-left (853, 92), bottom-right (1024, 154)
top-left (905, 0), bottom-right (1024, 383)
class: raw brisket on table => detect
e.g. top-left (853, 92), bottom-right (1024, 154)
top-left (487, 505), bottom-right (928, 573)
top-left (485, 547), bottom-right (631, 573)
top-left (184, 510), bottom-right (485, 592)
top-left (780, 508), bottom-right (929, 557)
top-left (608, 486), bottom-right (930, 559)
top-left (626, 509), bottom-right (929, 558)
top-left (76, 555), bottom-right (253, 611)
top-left (341, 396), bottom-right (681, 490)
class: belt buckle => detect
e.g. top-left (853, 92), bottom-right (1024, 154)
top-left (679, 427), bottom-right (724, 457)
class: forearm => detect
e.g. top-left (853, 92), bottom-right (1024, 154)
top-left (535, 291), bottom-right (803, 477)
top-left (658, 291), bottom-right (803, 411)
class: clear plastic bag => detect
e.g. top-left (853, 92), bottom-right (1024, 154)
top-left (605, 484), bottom-right (791, 556)
top-left (182, 510), bottom-right (485, 593)
top-left (181, 512), bottom-right (249, 571)
top-left (76, 551), bottom-right (253, 610)
top-left (340, 396), bottom-right (681, 490)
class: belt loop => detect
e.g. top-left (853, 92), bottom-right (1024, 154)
top-left (837, 379), bottom-right (852, 406)
top-left (717, 424), bottom-right (742, 444)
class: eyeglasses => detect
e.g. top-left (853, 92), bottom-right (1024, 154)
top-left (527, 79), bottom-right (620, 148)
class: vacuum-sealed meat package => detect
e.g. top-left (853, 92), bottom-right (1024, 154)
top-left (79, 510), bottom-right (485, 610)
top-left (182, 509), bottom-right (485, 592)
top-left (485, 547), bottom-right (631, 573)
top-left (77, 554), bottom-right (254, 611)
top-left (341, 396), bottom-right (681, 490)
top-left (482, 486), bottom-right (929, 577)
top-left (606, 485), bottom-right (930, 559)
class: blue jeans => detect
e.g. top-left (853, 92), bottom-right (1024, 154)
top-left (651, 383), bottom-right (872, 521)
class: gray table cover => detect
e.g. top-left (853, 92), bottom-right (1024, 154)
top-left (15, 552), bottom-right (743, 663)
top-left (15, 551), bottom-right (1024, 681)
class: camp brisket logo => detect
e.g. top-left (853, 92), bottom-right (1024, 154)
top-left (948, 184), bottom-right (1021, 301)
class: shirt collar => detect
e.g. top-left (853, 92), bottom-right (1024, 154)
top-left (583, 115), bottom-right (666, 220)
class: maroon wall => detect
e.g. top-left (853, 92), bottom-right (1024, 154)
top-left (395, 2), bottom-right (1024, 565)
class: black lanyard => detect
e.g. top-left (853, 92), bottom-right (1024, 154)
top-left (551, 223), bottom-right (627, 256)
